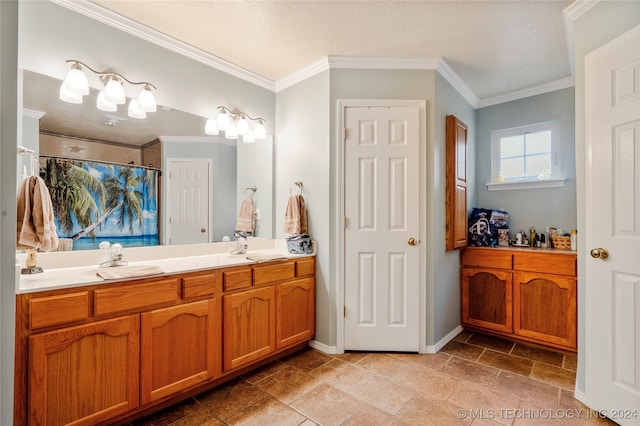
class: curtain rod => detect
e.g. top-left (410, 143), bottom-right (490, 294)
top-left (38, 154), bottom-right (162, 173)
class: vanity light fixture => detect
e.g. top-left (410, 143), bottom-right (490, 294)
top-left (59, 60), bottom-right (157, 119)
top-left (205, 106), bottom-right (266, 142)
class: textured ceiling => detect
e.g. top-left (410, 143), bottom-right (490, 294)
top-left (91, 0), bottom-right (574, 100)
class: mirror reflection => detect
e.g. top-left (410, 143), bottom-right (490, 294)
top-left (20, 70), bottom-right (273, 251)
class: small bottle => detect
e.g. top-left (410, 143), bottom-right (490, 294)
top-left (570, 229), bottom-right (577, 251)
top-left (529, 227), bottom-right (536, 247)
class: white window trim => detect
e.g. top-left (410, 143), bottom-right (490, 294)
top-left (489, 120), bottom-right (562, 189)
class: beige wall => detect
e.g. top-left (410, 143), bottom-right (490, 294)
top-left (39, 133), bottom-right (143, 166)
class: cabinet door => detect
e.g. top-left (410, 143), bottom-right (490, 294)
top-left (223, 286), bottom-right (275, 371)
top-left (140, 299), bottom-right (220, 404)
top-left (29, 315), bottom-right (139, 426)
top-left (446, 115), bottom-right (468, 250)
top-left (276, 278), bottom-right (315, 349)
top-left (461, 267), bottom-right (513, 333)
top-left (513, 272), bottom-right (577, 349)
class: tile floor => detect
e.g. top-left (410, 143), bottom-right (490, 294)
top-left (130, 331), bottom-right (617, 426)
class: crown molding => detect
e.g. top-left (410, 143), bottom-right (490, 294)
top-left (50, 0), bottom-right (275, 92)
top-left (478, 76), bottom-right (575, 108)
top-left (158, 135), bottom-right (237, 147)
top-left (563, 0), bottom-right (602, 75)
top-left (275, 57), bottom-right (330, 92)
top-left (436, 60), bottom-right (479, 108)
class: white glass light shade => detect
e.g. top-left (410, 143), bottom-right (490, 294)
top-left (96, 90), bottom-right (117, 112)
top-left (137, 85), bottom-right (157, 112)
top-left (225, 123), bottom-right (238, 140)
top-left (63, 65), bottom-right (89, 95)
top-left (254, 121), bottom-right (266, 140)
top-left (59, 83), bottom-right (83, 104)
top-left (127, 99), bottom-right (146, 119)
top-left (243, 129), bottom-right (255, 143)
top-left (205, 118), bottom-right (219, 135)
top-left (216, 109), bottom-right (230, 130)
top-left (236, 116), bottom-right (249, 135)
top-left (104, 77), bottom-right (126, 104)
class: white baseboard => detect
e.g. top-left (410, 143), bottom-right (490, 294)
top-left (573, 389), bottom-right (588, 405)
top-left (309, 339), bottom-right (338, 354)
top-left (425, 325), bottom-right (464, 354)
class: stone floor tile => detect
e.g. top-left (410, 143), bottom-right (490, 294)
top-left (447, 382), bottom-right (520, 426)
top-left (290, 383), bottom-right (366, 426)
top-left (531, 362), bottom-right (576, 390)
top-left (396, 392), bottom-right (471, 426)
top-left (478, 350), bottom-right (533, 376)
top-left (563, 353), bottom-right (578, 372)
top-left (195, 378), bottom-right (269, 419)
top-left (357, 353), bottom-right (427, 381)
top-left (441, 356), bottom-right (501, 388)
top-left (343, 404), bottom-right (410, 426)
top-left (338, 370), bottom-right (416, 414)
top-left (281, 347), bottom-right (333, 372)
top-left (441, 340), bottom-right (486, 361)
top-left (241, 360), bottom-right (288, 384)
top-left (224, 396), bottom-right (307, 426)
top-left (334, 351), bottom-right (369, 364)
top-left (468, 334), bottom-right (516, 354)
top-left (254, 364), bottom-right (323, 404)
top-left (492, 371), bottom-right (560, 408)
top-left (131, 397), bottom-right (204, 426)
top-left (511, 343), bottom-right (564, 367)
top-left (454, 330), bottom-right (474, 343)
top-left (392, 366), bottom-right (460, 400)
top-left (392, 352), bottom-right (451, 370)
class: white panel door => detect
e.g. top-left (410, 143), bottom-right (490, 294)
top-left (167, 159), bottom-right (210, 245)
top-left (585, 25), bottom-right (640, 424)
top-left (344, 105), bottom-right (420, 351)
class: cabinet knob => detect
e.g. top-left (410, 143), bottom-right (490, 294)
top-left (590, 247), bottom-right (609, 259)
top-left (201, 228), bottom-right (206, 233)
top-left (408, 237), bottom-right (418, 246)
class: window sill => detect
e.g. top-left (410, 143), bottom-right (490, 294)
top-left (486, 178), bottom-right (565, 191)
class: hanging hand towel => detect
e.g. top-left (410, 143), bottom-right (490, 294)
top-left (284, 194), bottom-right (308, 235)
top-left (16, 175), bottom-right (59, 252)
top-left (235, 198), bottom-right (255, 233)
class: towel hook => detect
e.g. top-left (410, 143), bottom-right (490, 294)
top-left (290, 181), bottom-right (303, 195)
top-left (244, 186), bottom-right (257, 198)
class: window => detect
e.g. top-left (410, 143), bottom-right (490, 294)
top-left (489, 121), bottom-right (563, 190)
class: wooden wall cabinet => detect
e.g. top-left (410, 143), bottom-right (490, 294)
top-left (15, 257), bottom-right (315, 426)
top-left (446, 115), bottom-right (468, 250)
top-left (461, 247), bottom-right (577, 351)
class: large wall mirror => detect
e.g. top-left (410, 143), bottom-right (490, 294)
top-left (17, 1), bottom-right (275, 251)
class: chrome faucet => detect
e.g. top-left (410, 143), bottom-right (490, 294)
top-left (99, 243), bottom-right (128, 267)
top-left (230, 237), bottom-right (247, 255)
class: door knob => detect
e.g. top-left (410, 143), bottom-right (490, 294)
top-left (590, 247), bottom-right (609, 259)
top-left (201, 228), bottom-right (206, 233)
top-left (408, 237), bottom-right (417, 246)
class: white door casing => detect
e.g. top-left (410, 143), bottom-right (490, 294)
top-left (166, 159), bottom-right (211, 245)
top-left (343, 103), bottom-right (421, 352)
top-left (585, 24), bottom-right (640, 424)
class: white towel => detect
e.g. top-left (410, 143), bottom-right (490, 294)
top-left (235, 198), bottom-right (255, 233)
top-left (16, 176), bottom-right (59, 252)
top-left (284, 194), bottom-right (308, 235)
top-left (96, 265), bottom-right (164, 280)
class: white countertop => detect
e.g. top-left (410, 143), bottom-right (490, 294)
top-left (16, 239), bottom-right (315, 294)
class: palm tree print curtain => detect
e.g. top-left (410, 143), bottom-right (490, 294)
top-left (42, 158), bottom-right (159, 250)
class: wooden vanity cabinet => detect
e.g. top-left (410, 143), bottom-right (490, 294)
top-left (460, 247), bottom-right (577, 351)
top-left (15, 258), bottom-right (315, 425)
top-left (28, 315), bottom-right (140, 426)
top-left (445, 114), bottom-right (468, 250)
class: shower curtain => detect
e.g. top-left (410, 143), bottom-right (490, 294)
top-left (42, 158), bottom-right (159, 250)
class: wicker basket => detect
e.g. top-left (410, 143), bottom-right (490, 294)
top-left (551, 235), bottom-right (571, 250)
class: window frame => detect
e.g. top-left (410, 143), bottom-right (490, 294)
top-left (488, 121), bottom-right (564, 191)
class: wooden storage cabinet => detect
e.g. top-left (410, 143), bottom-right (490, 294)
top-left (460, 247), bottom-right (577, 351)
top-left (141, 298), bottom-right (220, 404)
top-left (223, 286), bottom-right (276, 371)
top-left (461, 268), bottom-right (512, 333)
top-left (16, 257), bottom-right (315, 425)
top-left (28, 315), bottom-right (140, 426)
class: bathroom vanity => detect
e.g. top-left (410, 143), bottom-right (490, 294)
top-left (13, 243), bottom-right (315, 426)
top-left (460, 246), bottom-right (577, 352)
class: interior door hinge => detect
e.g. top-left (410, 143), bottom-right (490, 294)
top-left (344, 217), bottom-right (348, 229)
top-left (344, 306), bottom-right (346, 317)
top-left (169, 217), bottom-right (172, 224)
top-left (343, 128), bottom-right (348, 141)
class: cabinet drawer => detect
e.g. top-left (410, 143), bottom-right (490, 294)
top-left (295, 258), bottom-right (315, 277)
top-left (94, 278), bottom-right (180, 316)
top-left (253, 261), bottom-right (295, 286)
top-left (461, 249), bottom-right (512, 269)
top-left (183, 272), bottom-right (217, 299)
top-left (223, 267), bottom-right (252, 291)
top-left (513, 252), bottom-right (576, 276)
top-left (29, 291), bottom-right (90, 329)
